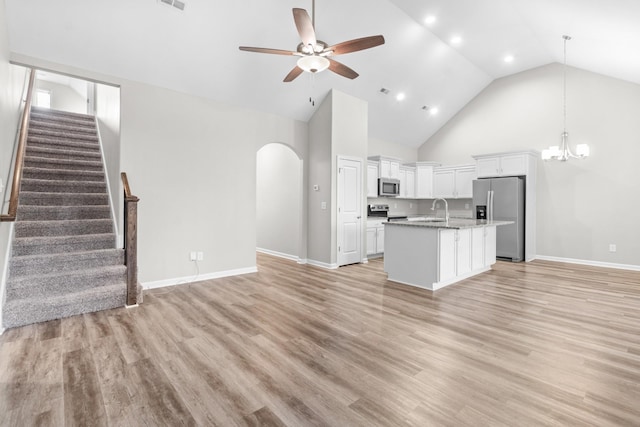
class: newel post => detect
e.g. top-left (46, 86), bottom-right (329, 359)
top-left (122, 173), bottom-right (140, 306)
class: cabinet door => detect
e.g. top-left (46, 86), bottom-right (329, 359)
top-left (471, 227), bottom-right (485, 270)
top-left (456, 229), bottom-right (472, 276)
top-left (376, 226), bottom-right (385, 253)
top-left (433, 169), bottom-right (455, 198)
top-left (380, 160), bottom-right (391, 178)
top-left (476, 157), bottom-right (500, 177)
top-left (415, 165), bottom-right (434, 198)
top-left (366, 227), bottom-right (377, 255)
top-left (389, 161), bottom-right (400, 179)
top-left (367, 164), bottom-right (379, 198)
top-left (398, 169), bottom-right (406, 198)
top-left (438, 230), bottom-right (456, 282)
top-left (405, 170), bottom-right (415, 198)
top-left (484, 226), bottom-right (497, 266)
top-left (500, 154), bottom-right (526, 176)
top-left (455, 167), bottom-right (476, 198)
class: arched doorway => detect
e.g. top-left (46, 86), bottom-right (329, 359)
top-left (256, 143), bottom-right (304, 261)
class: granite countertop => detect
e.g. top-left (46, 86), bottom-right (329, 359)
top-left (384, 218), bottom-right (513, 229)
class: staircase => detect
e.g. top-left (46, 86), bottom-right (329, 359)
top-left (2, 107), bottom-right (127, 328)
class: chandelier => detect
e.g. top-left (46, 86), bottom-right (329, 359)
top-left (541, 35), bottom-right (590, 161)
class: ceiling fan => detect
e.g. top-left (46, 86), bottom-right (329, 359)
top-left (239, 1), bottom-right (385, 82)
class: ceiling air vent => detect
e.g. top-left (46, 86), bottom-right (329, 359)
top-left (158, 0), bottom-right (185, 11)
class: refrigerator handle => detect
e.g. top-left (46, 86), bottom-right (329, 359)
top-left (488, 190), bottom-right (494, 221)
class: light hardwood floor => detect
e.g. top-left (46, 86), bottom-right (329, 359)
top-left (1, 254), bottom-right (640, 426)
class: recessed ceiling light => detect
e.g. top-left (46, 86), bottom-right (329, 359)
top-left (450, 36), bottom-right (462, 45)
top-left (396, 93), bottom-right (406, 101)
top-left (504, 55), bottom-right (514, 63)
top-left (425, 15), bottom-right (436, 25)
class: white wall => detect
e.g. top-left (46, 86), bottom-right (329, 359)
top-left (256, 143), bottom-right (302, 260)
top-left (368, 137), bottom-right (418, 163)
top-left (307, 92), bottom-right (333, 265)
top-left (418, 63), bottom-right (640, 267)
top-left (35, 79), bottom-right (86, 113)
top-left (0, 1), bottom-right (29, 331)
top-left (118, 82), bottom-right (309, 283)
top-left (95, 83), bottom-right (121, 241)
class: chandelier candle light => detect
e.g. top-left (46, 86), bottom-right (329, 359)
top-left (541, 35), bottom-right (590, 162)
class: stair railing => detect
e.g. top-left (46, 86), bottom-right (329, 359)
top-left (1, 68), bottom-right (35, 222)
top-left (121, 172), bottom-right (140, 306)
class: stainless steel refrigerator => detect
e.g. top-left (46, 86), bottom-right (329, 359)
top-left (472, 177), bottom-right (525, 262)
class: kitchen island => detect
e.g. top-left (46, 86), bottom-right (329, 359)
top-left (384, 218), bottom-right (512, 291)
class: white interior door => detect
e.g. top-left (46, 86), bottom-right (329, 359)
top-left (337, 157), bottom-right (362, 266)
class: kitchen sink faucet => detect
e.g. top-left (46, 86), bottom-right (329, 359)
top-left (431, 198), bottom-right (449, 223)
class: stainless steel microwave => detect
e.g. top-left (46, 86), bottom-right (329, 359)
top-left (378, 178), bottom-right (400, 197)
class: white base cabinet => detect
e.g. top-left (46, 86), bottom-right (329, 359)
top-left (366, 220), bottom-right (385, 256)
top-left (385, 223), bottom-right (497, 290)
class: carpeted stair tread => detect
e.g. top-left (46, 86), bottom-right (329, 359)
top-left (26, 145), bottom-right (102, 161)
top-left (2, 282), bottom-right (126, 328)
top-left (29, 112), bottom-right (96, 128)
top-left (9, 248), bottom-right (124, 277)
top-left (7, 264), bottom-right (126, 300)
top-left (22, 167), bottom-right (105, 182)
top-left (24, 155), bottom-right (104, 171)
top-left (28, 135), bottom-right (100, 151)
top-left (15, 218), bottom-right (113, 237)
top-left (17, 205), bottom-right (111, 221)
top-left (31, 106), bottom-right (94, 120)
top-left (27, 127), bottom-right (100, 143)
top-left (19, 191), bottom-right (109, 206)
top-left (21, 178), bottom-right (108, 194)
top-left (29, 118), bottom-right (98, 135)
top-left (12, 233), bottom-right (117, 256)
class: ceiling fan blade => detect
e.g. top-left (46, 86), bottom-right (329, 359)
top-left (283, 66), bottom-right (304, 82)
top-left (239, 46), bottom-right (296, 56)
top-left (328, 58), bottom-right (359, 79)
top-left (325, 35), bottom-right (385, 56)
top-left (293, 8), bottom-right (317, 47)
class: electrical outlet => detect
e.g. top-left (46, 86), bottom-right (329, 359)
top-left (394, 203), bottom-right (397, 208)
top-left (609, 244), bottom-right (617, 253)
top-left (409, 202), bottom-right (413, 209)
top-left (465, 203), bottom-right (470, 209)
top-left (189, 251), bottom-right (197, 261)
top-left (197, 251), bottom-right (204, 261)
top-left (321, 201), bottom-right (326, 210)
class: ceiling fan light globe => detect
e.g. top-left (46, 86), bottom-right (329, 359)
top-left (297, 55), bottom-right (330, 73)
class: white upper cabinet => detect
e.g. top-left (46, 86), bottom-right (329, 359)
top-left (433, 165), bottom-right (476, 199)
top-left (474, 152), bottom-right (536, 178)
top-left (411, 161), bottom-right (440, 199)
top-left (398, 165), bottom-right (416, 198)
top-left (370, 156), bottom-right (401, 179)
top-left (367, 161), bottom-right (379, 198)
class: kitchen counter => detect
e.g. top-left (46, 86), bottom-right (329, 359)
top-left (384, 219), bottom-right (510, 291)
top-left (384, 218), bottom-right (513, 229)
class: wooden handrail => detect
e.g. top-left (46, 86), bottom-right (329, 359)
top-left (1, 69), bottom-right (35, 222)
top-left (121, 172), bottom-right (140, 305)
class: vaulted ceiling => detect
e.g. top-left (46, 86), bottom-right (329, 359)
top-left (5, 0), bottom-right (640, 147)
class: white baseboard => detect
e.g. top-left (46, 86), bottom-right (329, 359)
top-left (142, 266), bottom-right (258, 290)
top-left (306, 259), bottom-right (339, 270)
top-left (297, 258), bottom-right (308, 265)
top-left (0, 327), bottom-right (4, 336)
top-left (535, 255), bottom-right (640, 272)
top-left (256, 247), bottom-right (301, 263)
